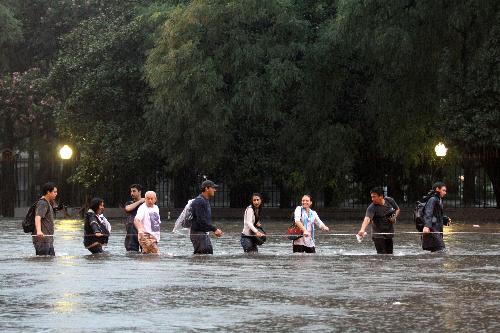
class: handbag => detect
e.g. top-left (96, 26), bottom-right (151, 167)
top-left (253, 226), bottom-right (267, 245)
top-left (287, 223), bottom-right (303, 241)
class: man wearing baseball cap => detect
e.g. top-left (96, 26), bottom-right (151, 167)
top-left (189, 180), bottom-right (223, 254)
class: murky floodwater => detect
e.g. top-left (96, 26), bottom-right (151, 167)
top-left (0, 217), bottom-right (499, 332)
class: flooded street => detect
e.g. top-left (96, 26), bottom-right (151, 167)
top-left (0, 218), bottom-right (499, 332)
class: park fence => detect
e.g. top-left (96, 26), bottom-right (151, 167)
top-left (1, 151), bottom-right (496, 217)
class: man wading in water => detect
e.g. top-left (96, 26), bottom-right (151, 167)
top-left (33, 182), bottom-right (58, 256)
top-left (124, 184), bottom-right (144, 252)
top-left (422, 181), bottom-right (451, 253)
top-left (357, 187), bottom-right (400, 254)
top-left (189, 180), bottom-right (223, 254)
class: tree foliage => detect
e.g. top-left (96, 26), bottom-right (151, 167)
top-left (1, 0), bottom-right (499, 209)
top-left (48, 1), bottom-right (171, 194)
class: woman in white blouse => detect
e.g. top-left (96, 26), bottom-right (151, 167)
top-left (240, 193), bottom-right (266, 253)
top-left (292, 194), bottom-right (329, 253)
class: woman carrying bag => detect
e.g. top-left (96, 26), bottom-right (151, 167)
top-left (292, 194), bottom-right (329, 253)
top-left (240, 193), bottom-right (266, 253)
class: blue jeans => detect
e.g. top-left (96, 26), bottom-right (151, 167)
top-left (240, 235), bottom-right (258, 253)
top-left (33, 237), bottom-right (55, 256)
top-left (190, 232), bottom-right (213, 254)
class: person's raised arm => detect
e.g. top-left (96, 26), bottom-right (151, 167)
top-left (125, 198), bottom-right (145, 213)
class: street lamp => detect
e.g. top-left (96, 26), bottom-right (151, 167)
top-left (433, 142), bottom-right (447, 182)
top-left (434, 142), bottom-right (447, 157)
top-left (59, 145), bottom-right (73, 160)
top-left (58, 145), bottom-right (73, 211)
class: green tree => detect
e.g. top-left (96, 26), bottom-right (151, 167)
top-left (0, 1), bottom-right (22, 72)
top-left (331, 0), bottom-right (500, 205)
top-left (146, 0), bottom-right (314, 207)
top-left (48, 1), bottom-right (172, 204)
top-left (439, 2), bottom-right (500, 207)
top-left (0, 69), bottom-right (55, 214)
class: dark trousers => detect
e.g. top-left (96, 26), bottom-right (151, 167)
top-left (422, 230), bottom-right (445, 252)
top-left (293, 245), bottom-right (316, 253)
top-left (240, 235), bottom-right (258, 253)
top-left (33, 237), bottom-right (55, 256)
top-left (87, 244), bottom-right (104, 254)
top-left (124, 223), bottom-right (140, 252)
top-left (190, 232), bottom-right (213, 254)
top-left (373, 238), bottom-right (393, 254)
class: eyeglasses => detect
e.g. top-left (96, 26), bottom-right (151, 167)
top-left (253, 199), bottom-right (261, 201)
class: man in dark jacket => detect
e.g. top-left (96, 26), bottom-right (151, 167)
top-left (422, 181), bottom-right (451, 252)
top-left (190, 180), bottom-right (223, 254)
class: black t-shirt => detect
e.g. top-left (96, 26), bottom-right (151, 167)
top-left (125, 200), bottom-right (140, 225)
top-left (365, 197), bottom-right (399, 239)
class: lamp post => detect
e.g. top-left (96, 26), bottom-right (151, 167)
top-left (434, 142), bottom-right (447, 158)
top-left (434, 142), bottom-right (447, 181)
top-left (58, 145), bottom-right (73, 207)
top-left (59, 145), bottom-right (73, 160)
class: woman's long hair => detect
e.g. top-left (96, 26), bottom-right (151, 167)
top-left (251, 193), bottom-right (263, 224)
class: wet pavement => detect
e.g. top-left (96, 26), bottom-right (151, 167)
top-left (0, 218), bottom-right (499, 332)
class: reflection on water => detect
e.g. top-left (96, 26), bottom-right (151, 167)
top-left (0, 218), bottom-right (498, 332)
top-left (54, 293), bottom-right (78, 314)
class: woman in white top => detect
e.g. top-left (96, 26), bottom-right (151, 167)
top-left (240, 193), bottom-right (266, 253)
top-left (292, 194), bottom-right (330, 253)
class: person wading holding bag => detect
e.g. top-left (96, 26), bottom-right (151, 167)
top-left (292, 194), bottom-right (330, 253)
top-left (83, 197), bottom-right (110, 254)
top-left (240, 193), bottom-right (266, 253)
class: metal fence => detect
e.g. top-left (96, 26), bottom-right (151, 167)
top-left (4, 154), bottom-right (497, 213)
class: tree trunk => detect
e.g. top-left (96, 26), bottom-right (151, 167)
top-left (1, 149), bottom-right (16, 217)
top-left (462, 158), bottom-right (476, 207)
top-left (279, 182), bottom-right (292, 209)
top-left (482, 151), bottom-right (500, 208)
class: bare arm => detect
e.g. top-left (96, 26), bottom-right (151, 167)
top-left (125, 198), bottom-right (145, 212)
top-left (295, 220), bottom-right (310, 237)
top-left (35, 215), bottom-right (44, 237)
top-left (134, 217), bottom-right (144, 234)
top-left (357, 216), bottom-right (371, 237)
top-left (314, 213), bottom-right (329, 231)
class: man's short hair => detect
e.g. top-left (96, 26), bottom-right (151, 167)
top-left (129, 184), bottom-right (142, 192)
top-left (42, 182), bottom-right (57, 195)
top-left (433, 181), bottom-right (446, 190)
top-left (370, 187), bottom-right (384, 197)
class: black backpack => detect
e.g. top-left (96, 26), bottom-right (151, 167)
top-left (413, 191), bottom-right (434, 232)
top-left (22, 200), bottom-right (39, 233)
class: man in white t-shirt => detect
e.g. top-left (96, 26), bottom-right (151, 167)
top-left (134, 191), bottom-right (161, 254)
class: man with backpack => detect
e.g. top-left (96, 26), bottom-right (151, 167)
top-left (422, 181), bottom-right (451, 252)
top-left (33, 182), bottom-right (58, 256)
top-left (357, 187), bottom-right (400, 254)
